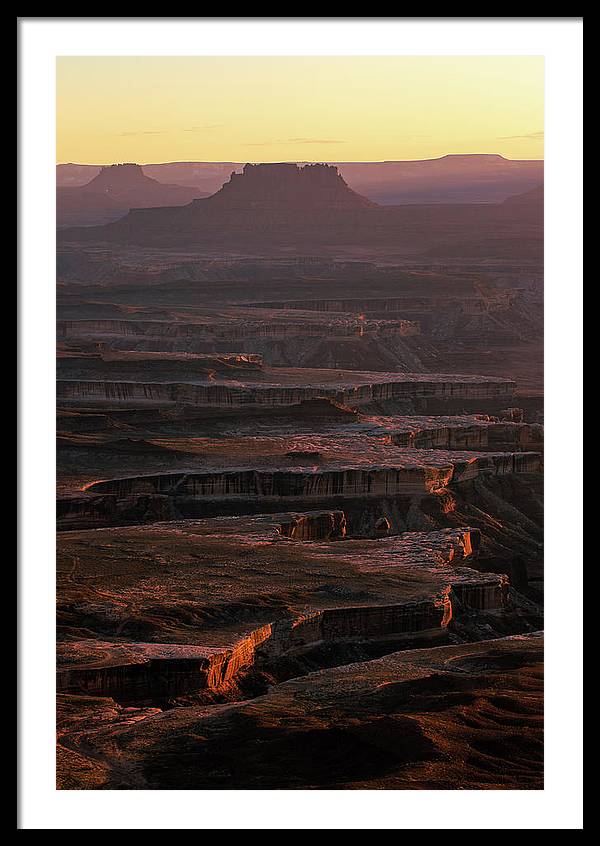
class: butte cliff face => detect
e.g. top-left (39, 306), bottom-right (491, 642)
top-left (206, 163), bottom-right (375, 209)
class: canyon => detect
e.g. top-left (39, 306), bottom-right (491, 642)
top-left (57, 632), bottom-right (543, 790)
top-left (56, 160), bottom-right (544, 791)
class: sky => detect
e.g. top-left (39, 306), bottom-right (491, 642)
top-left (56, 56), bottom-right (544, 164)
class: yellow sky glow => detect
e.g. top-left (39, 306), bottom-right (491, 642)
top-left (56, 56), bottom-right (544, 164)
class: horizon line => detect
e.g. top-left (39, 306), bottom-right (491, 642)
top-left (56, 153), bottom-right (545, 167)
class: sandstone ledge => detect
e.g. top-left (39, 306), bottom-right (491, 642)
top-left (56, 633), bottom-right (543, 790)
top-left (57, 512), bottom-right (520, 708)
top-left (56, 368), bottom-right (516, 410)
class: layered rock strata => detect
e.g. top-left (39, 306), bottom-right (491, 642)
top-left (57, 515), bottom-right (516, 703)
top-left (58, 316), bottom-right (419, 343)
top-left (55, 634), bottom-right (545, 790)
top-left (56, 370), bottom-right (516, 410)
top-left (57, 444), bottom-right (541, 529)
top-left (376, 414), bottom-right (544, 451)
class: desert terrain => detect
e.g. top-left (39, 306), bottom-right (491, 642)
top-left (56, 161), bottom-right (543, 790)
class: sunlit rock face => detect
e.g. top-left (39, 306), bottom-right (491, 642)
top-left (277, 510), bottom-right (347, 540)
top-left (385, 415), bottom-right (543, 451)
top-left (56, 428), bottom-right (541, 530)
top-left (58, 512), bottom-right (527, 708)
top-left (79, 450), bottom-right (540, 499)
top-left (56, 633), bottom-right (543, 790)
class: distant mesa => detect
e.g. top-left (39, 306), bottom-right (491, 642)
top-left (70, 163), bottom-right (207, 203)
top-left (84, 163), bottom-right (158, 192)
top-left (336, 155), bottom-right (544, 205)
top-left (56, 163), bottom-right (209, 226)
top-left (57, 154), bottom-right (544, 205)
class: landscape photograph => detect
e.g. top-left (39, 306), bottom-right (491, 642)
top-left (52, 54), bottom-right (548, 792)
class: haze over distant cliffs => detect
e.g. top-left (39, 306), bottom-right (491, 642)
top-left (59, 161), bottom-right (543, 261)
top-left (56, 163), bottom-right (209, 226)
top-left (338, 155), bottom-right (543, 205)
top-left (57, 154), bottom-right (543, 205)
top-left (501, 183), bottom-right (544, 206)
